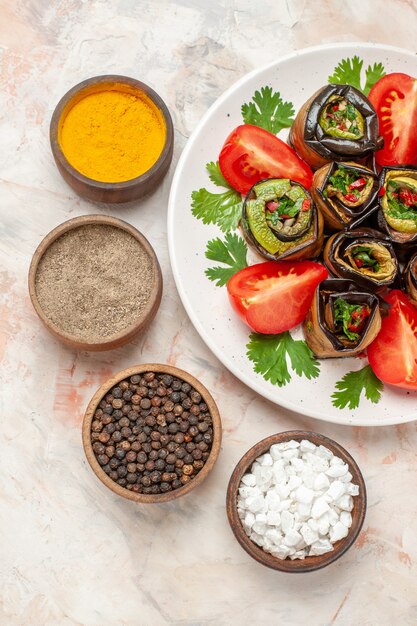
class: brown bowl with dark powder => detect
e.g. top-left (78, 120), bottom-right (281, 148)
top-left (28, 215), bottom-right (162, 351)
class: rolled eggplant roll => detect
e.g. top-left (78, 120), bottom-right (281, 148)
top-left (323, 227), bottom-right (399, 291)
top-left (289, 84), bottom-right (382, 170)
top-left (311, 162), bottom-right (378, 231)
top-left (241, 178), bottom-right (324, 261)
top-left (404, 253), bottom-right (417, 301)
top-left (378, 166), bottom-right (417, 244)
top-left (303, 278), bottom-right (381, 358)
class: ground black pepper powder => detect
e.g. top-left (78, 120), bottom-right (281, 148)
top-left (35, 224), bottom-right (154, 341)
top-left (90, 372), bottom-right (214, 494)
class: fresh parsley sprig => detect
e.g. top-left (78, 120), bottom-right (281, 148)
top-left (247, 332), bottom-right (320, 387)
top-left (328, 56), bottom-right (385, 95)
top-left (191, 161), bottom-right (243, 233)
top-left (205, 233), bottom-right (248, 287)
top-left (241, 86), bottom-right (295, 134)
top-left (332, 364), bottom-right (383, 409)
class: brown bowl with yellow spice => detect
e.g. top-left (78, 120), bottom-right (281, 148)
top-left (50, 75), bottom-right (174, 203)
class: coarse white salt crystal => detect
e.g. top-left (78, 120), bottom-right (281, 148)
top-left (318, 513), bottom-right (330, 536)
top-left (272, 464), bottom-right (286, 484)
top-left (265, 492), bottom-right (281, 512)
top-left (314, 472), bottom-right (330, 491)
top-left (295, 485), bottom-right (315, 504)
top-left (282, 448), bottom-right (300, 459)
top-left (308, 518), bottom-right (319, 532)
top-left (330, 521), bottom-right (349, 542)
top-left (279, 499), bottom-right (292, 511)
top-left (287, 475), bottom-right (302, 490)
top-left (267, 510), bottom-right (281, 526)
top-left (297, 502), bottom-right (312, 520)
top-left (283, 529), bottom-right (302, 547)
top-left (337, 494), bottom-right (354, 511)
top-left (270, 445), bottom-right (283, 460)
top-left (290, 457), bottom-right (305, 472)
top-left (246, 495), bottom-right (265, 513)
top-left (253, 521), bottom-right (267, 534)
top-left (316, 445), bottom-right (333, 459)
top-left (279, 440), bottom-right (300, 450)
top-left (241, 473), bottom-right (257, 487)
top-left (330, 455), bottom-right (344, 466)
top-left (328, 508), bottom-right (339, 526)
top-left (301, 471), bottom-right (315, 489)
top-left (326, 481), bottom-right (346, 502)
top-left (340, 511), bottom-right (352, 528)
top-left (309, 539), bottom-right (334, 556)
top-left (301, 523), bottom-right (319, 546)
top-left (300, 439), bottom-right (316, 452)
top-left (346, 483), bottom-right (360, 496)
top-left (271, 545), bottom-right (291, 559)
top-left (275, 483), bottom-right (290, 498)
top-left (281, 510), bottom-right (294, 533)
top-left (265, 528), bottom-right (282, 545)
top-left (259, 453), bottom-right (273, 466)
top-left (340, 471), bottom-right (353, 484)
top-left (244, 512), bottom-right (255, 529)
top-left (311, 496), bottom-right (330, 519)
top-left (326, 464), bottom-right (349, 478)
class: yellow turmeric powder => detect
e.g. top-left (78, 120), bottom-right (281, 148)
top-left (59, 85), bottom-right (166, 183)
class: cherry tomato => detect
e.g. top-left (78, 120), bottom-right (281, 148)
top-left (367, 290), bottom-right (417, 390)
top-left (368, 73), bottom-right (417, 166)
top-left (227, 260), bottom-right (328, 334)
top-left (218, 124), bottom-right (313, 195)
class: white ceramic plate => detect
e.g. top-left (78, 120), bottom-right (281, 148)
top-left (168, 43), bottom-right (417, 426)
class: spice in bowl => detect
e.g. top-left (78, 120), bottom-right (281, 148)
top-left (237, 439), bottom-right (360, 560)
top-left (59, 85), bottom-right (166, 183)
top-left (89, 371), bottom-right (215, 496)
top-left (29, 215), bottom-right (162, 349)
top-left (50, 76), bottom-right (174, 202)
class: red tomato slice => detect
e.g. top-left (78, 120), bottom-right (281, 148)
top-left (367, 290), bottom-right (417, 390)
top-left (219, 124), bottom-right (313, 194)
top-left (227, 260), bottom-right (328, 334)
top-left (368, 73), bottom-right (417, 166)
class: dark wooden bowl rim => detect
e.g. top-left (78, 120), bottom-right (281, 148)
top-left (226, 430), bottom-right (366, 573)
top-left (28, 214), bottom-right (163, 350)
top-left (82, 364), bottom-right (222, 503)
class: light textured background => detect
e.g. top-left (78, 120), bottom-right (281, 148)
top-left (1, 1), bottom-right (417, 625)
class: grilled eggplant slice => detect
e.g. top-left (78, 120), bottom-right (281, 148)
top-left (241, 178), bottom-right (324, 261)
top-left (404, 252), bottom-right (417, 301)
top-left (378, 166), bottom-right (417, 245)
top-left (311, 161), bottom-right (378, 231)
top-left (289, 84), bottom-right (382, 170)
top-left (303, 278), bottom-right (382, 358)
top-left (323, 228), bottom-right (399, 292)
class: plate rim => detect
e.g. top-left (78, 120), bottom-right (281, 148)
top-left (168, 42), bottom-right (417, 427)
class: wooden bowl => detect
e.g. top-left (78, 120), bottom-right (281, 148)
top-left (28, 214), bottom-right (162, 351)
top-left (50, 75), bottom-right (174, 203)
top-left (227, 430), bottom-right (366, 572)
top-left (82, 364), bottom-right (222, 503)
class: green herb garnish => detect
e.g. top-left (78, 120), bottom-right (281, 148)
top-left (328, 56), bottom-right (386, 95)
top-left (333, 297), bottom-right (370, 342)
top-left (332, 365), bottom-right (383, 409)
top-left (351, 246), bottom-right (380, 272)
top-left (241, 86), bottom-right (295, 133)
top-left (205, 233), bottom-right (248, 286)
top-left (191, 162), bottom-right (243, 232)
top-left (328, 166), bottom-right (360, 196)
top-left (246, 332), bottom-right (320, 387)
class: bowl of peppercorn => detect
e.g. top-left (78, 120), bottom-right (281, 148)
top-left (82, 364), bottom-right (222, 502)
